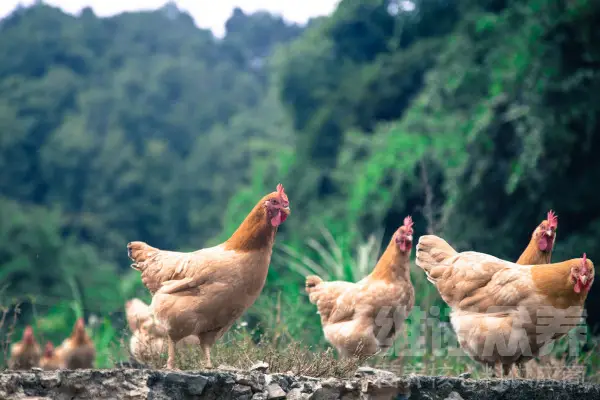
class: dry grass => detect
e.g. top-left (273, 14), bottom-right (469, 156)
top-left (133, 328), bottom-right (366, 378)
top-left (0, 303), bottom-right (20, 370)
top-left (108, 324), bottom-right (599, 382)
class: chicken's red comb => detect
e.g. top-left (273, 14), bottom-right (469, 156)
top-left (583, 253), bottom-right (587, 265)
top-left (547, 210), bottom-right (558, 228)
top-left (276, 183), bottom-right (288, 203)
top-left (75, 318), bottom-right (85, 329)
top-left (403, 216), bottom-right (414, 230)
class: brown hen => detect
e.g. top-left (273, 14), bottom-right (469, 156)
top-left (56, 318), bottom-right (96, 369)
top-left (306, 216), bottom-right (415, 357)
top-left (416, 234), bottom-right (594, 376)
top-left (8, 326), bottom-right (41, 370)
top-left (127, 184), bottom-right (290, 369)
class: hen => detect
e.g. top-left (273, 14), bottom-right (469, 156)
top-left (8, 326), bottom-right (41, 370)
top-left (516, 210), bottom-right (558, 265)
top-left (125, 298), bottom-right (198, 365)
top-left (306, 216), bottom-right (415, 357)
top-left (416, 234), bottom-right (594, 375)
top-left (39, 342), bottom-right (63, 370)
top-left (127, 183), bottom-right (290, 369)
top-left (56, 318), bottom-right (96, 369)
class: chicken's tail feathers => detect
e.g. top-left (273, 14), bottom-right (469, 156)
top-left (127, 241), bottom-right (158, 270)
top-left (415, 235), bottom-right (457, 276)
top-left (305, 275), bottom-right (323, 293)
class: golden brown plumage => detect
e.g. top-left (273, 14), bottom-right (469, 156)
top-left (127, 184), bottom-right (290, 369)
top-left (8, 326), bottom-right (41, 370)
top-left (416, 234), bottom-right (594, 375)
top-left (39, 342), bottom-right (63, 370)
top-left (516, 210), bottom-right (558, 265)
top-left (56, 318), bottom-right (96, 369)
top-left (306, 216), bottom-right (415, 357)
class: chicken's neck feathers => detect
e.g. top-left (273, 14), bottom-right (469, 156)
top-left (531, 260), bottom-right (587, 307)
top-left (223, 203), bottom-right (277, 252)
top-left (516, 234), bottom-right (552, 265)
top-left (370, 240), bottom-right (411, 282)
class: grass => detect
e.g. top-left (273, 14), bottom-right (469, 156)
top-left (1, 299), bottom-right (599, 382)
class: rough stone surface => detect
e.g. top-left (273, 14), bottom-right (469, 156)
top-left (0, 368), bottom-right (599, 400)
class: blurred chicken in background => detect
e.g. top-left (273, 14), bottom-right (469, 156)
top-left (8, 326), bottom-right (41, 370)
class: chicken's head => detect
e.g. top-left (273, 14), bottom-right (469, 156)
top-left (534, 210), bottom-right (558, 252)
top-left (394, 216), bottom-right (414, 253)
top-left (264, 183), bottom-right (290, 227)
top-left (44, 342), bottom-right (55, 358)
top-left (23, 326), bottom-right (34, 345)
top-left (72, 318), bottom-right (88, 341)
top-left (571, 253), bottom-right (595, 294)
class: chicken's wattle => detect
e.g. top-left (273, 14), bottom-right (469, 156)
top-left (399, 240), bottom-right (411, 253)
top-left (574, 280), bottom-right (582, 293)
top-left (271, 211), bottom-right (283, 227)
top-left (538, 236), bottom-right (550, 251)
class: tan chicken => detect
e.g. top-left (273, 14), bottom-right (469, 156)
top-left (416, 234), bottom-right (594, 376)
top-left (125, 298), bottom-right (199, 365)
top-left (516, 210), bottom-right (558, 265)
top-left (39, 342), bottom-right (63, 370)
top-left (127, 183), bottom-right (290, 369)
top-left (56, 318), bottom-right (96, 369)
top-left (8, 326), bottom-right (41, 370)
top-left (305, 216), bottom-right (415, 357)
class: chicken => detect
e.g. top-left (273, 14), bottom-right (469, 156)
top-left (8, 326), bottom-right (41, 370)
top-left (125, 298), bottom-right (152, 331)
top-left (39, 342), bottom-right (63, 370)
top-left (415, 234), bottom-right (594, 375)
top-left (127, 183), bottom-right (290, 369)
top-left (516, 210), bottom-right (558, 265)
top-left (56, 318), bottom-right (96, 369)
top-left (125, 298), bottom-right (199, 365)
top-left (305, 216), bottom-right (415, 357)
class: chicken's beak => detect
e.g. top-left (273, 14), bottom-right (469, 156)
top-left (581, 275), bottom-right (588, 285)
top-left (546, 230), bottom-right (553, 237)
top-left (406, 235), bottom-right (413, 241)
top-left (281, 206), bottom-right (291, 215)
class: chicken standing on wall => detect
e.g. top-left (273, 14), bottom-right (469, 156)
top-left (516, 210), bottom-right (558, 265)
top-left (55, 318), bottom-right (96, 369)
top-left (8, 326), bottom-right (41, 370)
top-left (305, 216), bottom-right (415, 357)
top-left (127, 184), bottom-right (290, 369)
top-left (39, 342), bottom-right (63, 370)
top-left (416, 234), bottom-right (594, 376)
top-left (125, 298), bottom-right (199, 366)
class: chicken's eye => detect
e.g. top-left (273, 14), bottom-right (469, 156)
top-left (271, 199), bottom-right (279, 204)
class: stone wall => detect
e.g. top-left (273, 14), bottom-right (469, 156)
top-left (0, 367), bottom-right (598, 400)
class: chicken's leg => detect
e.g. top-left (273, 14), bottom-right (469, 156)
top-left (516, 361), bottom-right (527, 378)
top-left (166, 337), bottom-right (177, 369)
top-left (201, 343), bottom-right (213, 369)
